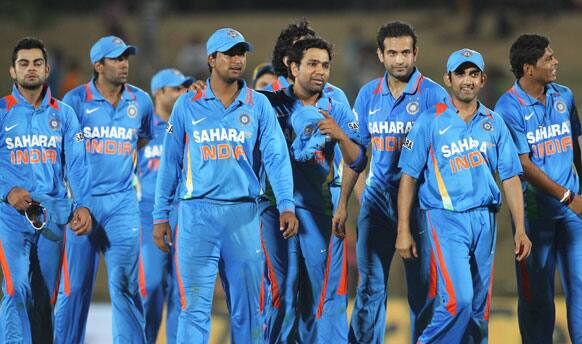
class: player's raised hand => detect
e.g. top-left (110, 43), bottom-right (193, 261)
top-left (396, 222), bottom-right (418, 259)
top-left (317, 109), bottom-right (347, 142)
top-left (279, 211), bottom-right (299, 239)
top-left (153, 223), bottom-right (173, 253)
top-left (69, 207), bottom-right (92, 235)
top-left (7, 187), bottom-right (32, 211)
top-left (514, 230), bottom-right (532, 262)
top-left (190, 80), bottom-right (207, 93)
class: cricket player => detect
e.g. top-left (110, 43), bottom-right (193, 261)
top-left (260, 36), bottom-right (366, 343)
top-left (251, 63), bottom-right (276, 91)
top-left (152, 28), bottom-right (298, 344)
top-left (137, 69), bottom-right (192, 344)
top-left (397, 48), bottom-right (531, 343)
top-left (0, 37), bottom-right (92, 343)
top-left (264, 20), bottom-right (357, 213)
top-left (495, 34), bottom-right (582, 344)
top-left (348, 21), bottom-right (449, 344)
top-left (54, 35), bottom-right (154, 343)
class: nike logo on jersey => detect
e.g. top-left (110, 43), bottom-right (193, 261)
top-left (4, 124), bottom-right (18, 132)
top-left (524, 112), bottom-right (534, 120)
top-left (439, 125), bottom-right (452, 135)
top-left (369, 108), bottom-right (381, 115)
top-left (192, 118), bottom-right (207, 125)
top-left (86, 107), bottom-right (99, 114)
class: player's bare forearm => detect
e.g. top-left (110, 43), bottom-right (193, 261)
top-left (336, 137), bottom-right (361, 165)
top-left (520, 154), bottom-right (568, 199)
top-left (502, 175), bottom-right (526, 232)
top-left (338, 163), bottom-right (360, 208)
top-left (396, 173), bottom-right (418, 259)
top-left (397, 173), bottom-right (417, 231)
top-left (502, 175), bottom-right (532, 261)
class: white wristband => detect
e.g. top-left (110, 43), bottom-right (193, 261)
top-left (560, 190), bottom-right (571, 204)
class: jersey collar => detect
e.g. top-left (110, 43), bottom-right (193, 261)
top-left (444, 97), bottom-right (492, 120)
top-left (87, 78), bottom-right (136, 102)
top-left (510, 80), bottom-right (561, 106)
top-left (376, 68), bottom-right (423, 96)
top-left (11, 83), bottom-right (55, 109)
top-left (203, 78), bottom-right (251, 106)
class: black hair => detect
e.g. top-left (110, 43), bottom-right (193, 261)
top-left (271, 19), bottom-right (316, 78)
top-left (12, 37), bottom-right (48, 66)
top-left (509, 34), bottom-right (550, 79)
top-left (287, 37), bottom-right (333, 69)
top-left (376, 21), bottom-right (417, 52)
top-left (208, 52), bottom-right (217, 73)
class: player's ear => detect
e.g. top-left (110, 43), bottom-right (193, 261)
top-left (9, 66), bottom-right (16, 80)
top-left (376, 48), bottom-right (384, 64)
top-left (207, 54), bottom-right (215, 69)
top-left (443, 73), bottom-right (452, 87)
top-left (413, 46), bottom-right (419, 61)
top-left (480, 72), bottom-right (487, 87)
top-left (290, 62), bottom-right (299, 79)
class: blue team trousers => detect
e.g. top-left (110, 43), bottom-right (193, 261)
top-left (175, 200), bottom-right (263, 344)
top-left (349, 186), bottom-right (434, 344)
top-left (0, 202), bottom-right (62, 344)
top-left (53, 190), bottom-right (145, 344)
top-left (261, 206), bottom-right (348, 344)
top-left (139, 201), bottom-right (179, 344)
top-left (418, 207), bottom-right (496, 344)
top-left (516, 192), bottom-right (582, 344)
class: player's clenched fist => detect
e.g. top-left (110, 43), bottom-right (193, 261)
top-left (69, 207), bottom-right (92, 235)
top-left (7, 187), bottom-right (32, 211)
top-left (279, 211), bottom-right (299, 239)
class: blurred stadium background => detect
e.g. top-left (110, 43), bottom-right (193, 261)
top-left (1, 0), bottom-right (582, 342)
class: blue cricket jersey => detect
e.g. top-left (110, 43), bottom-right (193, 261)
top-left (399, 100), bottom-right (523, 211)
top-left (0, 85), bottom-right (91, 208)
top-left (63, 80), bottom-right (154, 196)
top-left (355, 69), bottom-right (449, 192)
top-left (265, 75), bottom-right (351, 187)
top-left (494, 81), bottom-right (581, 194)
top-left (136, 114), bottom-right (166, 203)
top-left (260, 86), bottom-right (365, 214)
top-left (153, 80), bottom-right (295, 224)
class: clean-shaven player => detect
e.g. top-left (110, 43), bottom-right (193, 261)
top-left (152, 28), bottom-right (298, 344)
top-left (260, 36), bottom-right (366, 343)
top-left (397, 48), bottom-right (531, 343)
top-left (54, 36), bottom-right (154, 343)
top-left (0, 37), bottom-right (92, 344)
top-left (348, 21), bottom-right (449, 344)
top-left (495, 34), bottom-right (582, 344)
top-left (137, 69), bottom-right (192, 344)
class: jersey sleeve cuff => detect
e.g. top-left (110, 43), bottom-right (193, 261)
top-left (153, 210), bottom-right (170, 224)
top-left (348, 144), bottom-right (368, 173)
top-left (400, 166), bottom-right (421, 180)
top-left (277, 200), bottom-right (295, 214)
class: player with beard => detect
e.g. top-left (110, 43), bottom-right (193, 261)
top-left (260, 36), bottom-right (366, 343)
top-left (348, 21), bottom-right (449, 344)
top-left (0, 37), bottom-right (91, 343)
top-left (153, 28), bottom-right (298, 343)
top-left (54, 36), bottom-right (154, 343)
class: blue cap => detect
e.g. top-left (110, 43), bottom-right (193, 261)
top-left (206, 28), bottom-right (252, 56)
top-left (446, 48), bottom-right (485, 73)
top-left (90, 35), bottom-right (137, 65)
top-left (290, 106), bottom-right (326, 161)
top-left (150, 68), bottom-right (194, 95)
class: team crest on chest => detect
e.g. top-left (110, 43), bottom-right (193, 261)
top-left (482, 121), bottom-right (493, 132)
top-left (554, 100), bottom-right (567, 114)
top-left (49, 117), bottom-right (60, 131)
top-left (406, 101), bottom-right (420, 115)
top-left (239, 113), bottom-right (251, 126)
top-left (127, 104), bottom-right (138, 118)
top-left (303, 125), bottom-right (314, 137)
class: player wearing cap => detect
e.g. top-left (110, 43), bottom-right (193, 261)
top-left (348, 21), bottom-right (449, 344)
top-left (0, 37), bottom-right (92, 343)
top-left (259, 36), bottom-right (366, 343)
top-left (251, 63), bottom-right (276, 91)
top-left (152, 28), bottom-right (298, 343)
top-left (137, 69), bottom-right (192, 344)
top-left (397, 48), bottom-right (531, 343)
top-left (494, 34), bottom-right (582, 343)
top-left (54, 35), bottom-right (154, 343)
